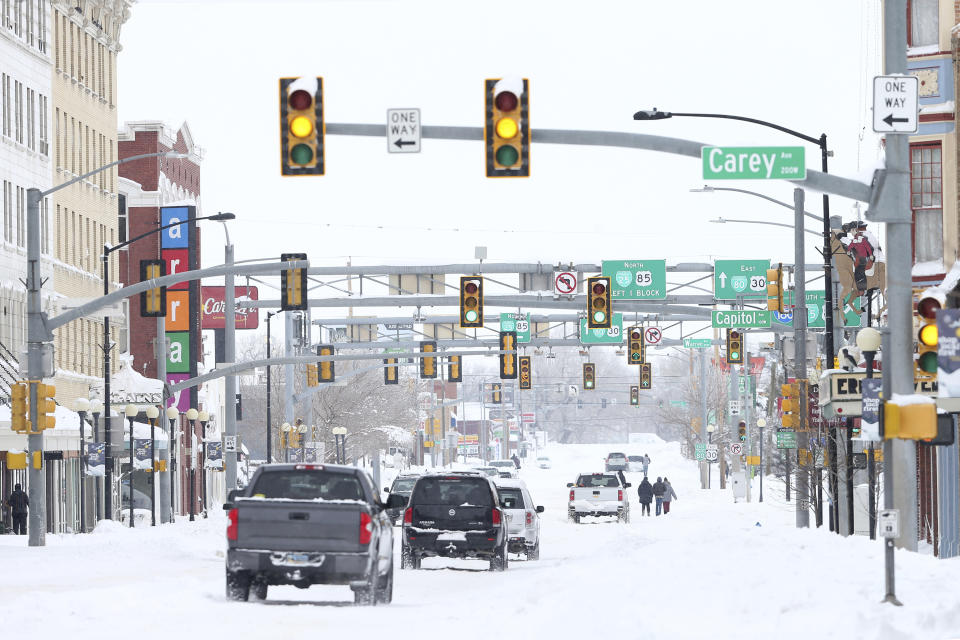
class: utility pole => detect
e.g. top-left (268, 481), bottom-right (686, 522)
top-left (224, 241), bottom-right (237, 492)
top-left (25, 189), bottom-right (46, 546)
top-left (794, 188), bottom-right (810, 528)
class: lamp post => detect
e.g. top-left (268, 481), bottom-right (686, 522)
top-left (145, 405), bottom-right (160, 526)
top-left (332, 427), bottom-right (347, 464)
top-left (298, 423), bottom-right (309, 462)
top-left (89, 398), bottom-right (103, 522)
top-left (185, 408), bottom-right (198, 521)
top-left (74, 398), bottom-right (90, 533)
top-left (281, 422), bottom-right (291, 462)
top-left (124, 403), bottom-right (138, 528)
top-left (857, 327), bottom-right (882, 540)
top-left (266, 311), bottom-right (278, 463)
top-left (757, 417), bottom-right (767, 502)
top-left (199, 410), bottom-right (209, 518)
top-left (165, 406), bottom-right (179, 522)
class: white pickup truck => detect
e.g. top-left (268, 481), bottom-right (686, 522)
top-left (567, 472), bottom-right (631, 524)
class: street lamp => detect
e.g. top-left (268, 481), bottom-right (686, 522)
top-left (198, 410), bottom-right (209, 518)
top-left (332, 427), bottom-right (347, 464)
top-left (124, 403), bottom-right (139, 528)
top-left (74, 397), bottom-right (90, 533)
top-left (165, 406), bottom-right (179, 523)
top-left (709, 216), bottom-right (822, 237)
top-left (145, 405), bottom-right (160, 526)
top-left (185, 408), bottom-right (199, 521)
top-left (857, 327), bottom-right (882, 541)
top-left (89, 398), bottom-right (103, 522)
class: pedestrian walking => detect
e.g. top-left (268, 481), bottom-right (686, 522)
top-left (5, 483), bottom-right (28, 535)
top-left (652, 477), bottom-right (665, 516)
top-left (662, 477), bottom-right (678, 514)
top-left (641, 454), bottom-right (650, 477)
top-left (511, 453), bottom-right (521, 469)
top-left (637, 477), bottom-right (653, 516)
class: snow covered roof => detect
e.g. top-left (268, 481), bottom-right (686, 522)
top-left (96, 354), bottom-right (164, 404)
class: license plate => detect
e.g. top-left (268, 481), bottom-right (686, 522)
top-left (285, 553), bottom-right (310, 565)
top-left (592, 491), bottom-right (600, 497)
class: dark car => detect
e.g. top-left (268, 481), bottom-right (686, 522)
top-left (383, 473), bottom-right (420, 524)
top-left (401, 472), bottom-right (509, 572)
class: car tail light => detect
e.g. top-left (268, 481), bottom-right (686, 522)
top-left (526, 511), bottom-right (533, 526)
top-left (227, 508), bottom-right (238, 541)
top-left (492, 508), bottom-right (502, 526)
top-left (569, 490), bottom-right (575, 502)
top-left (618, 490), bottom-right (623, 501)
top-left (359, 511), bottom-right (373, 545)
top-left (294, 464), bottom-right (323, 470)
top-left (403, 507), bottom-right (413, 525)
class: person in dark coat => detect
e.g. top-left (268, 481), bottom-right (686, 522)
top-left (652, 477), bottom-right (665, 516)
top-left (511, 454), bottom-right (521, 469)
top-left (5, 483), bottom-right (28, 535)
top-left (636, 477), bottom-right (654, 516)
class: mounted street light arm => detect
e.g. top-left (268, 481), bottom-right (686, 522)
top-left (709, 217), bottom-right (821, 237)
top-left (38, 150), bottom-right (188, 199)
top-left (691, 186), bottom-right (821, 223)
top-left (633, 108), bottom-right (822, 146)
top-left (103, 211), bottom-right (235, 258)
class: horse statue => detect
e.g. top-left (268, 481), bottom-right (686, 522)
top-left (831, 230), bottom-right (887, 319)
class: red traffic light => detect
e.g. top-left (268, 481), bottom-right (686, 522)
top-left (918, 296), bottom-right (942, 319)
top-left (729, 330), bottom-right (740, 339)
top-left (288, 89), bottom-right (312, 110)
top-left (495, 90), bottom-right (518, 112)
top-left (631, 330), bottom-right (641, 339)
top-left (464, 281), bottom-right (478, 295)
top-left (592, 282), bottom-right (607, 295)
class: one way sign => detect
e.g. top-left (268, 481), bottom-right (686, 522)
top-left (872, 75), bottom-right (918, 134)
top-left (387, 108), bottom-right (421, 153)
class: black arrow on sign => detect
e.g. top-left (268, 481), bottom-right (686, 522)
top-left (883, 113), bottom-right (909, 127)
top-left (393, 139), bottom-right (416, 148)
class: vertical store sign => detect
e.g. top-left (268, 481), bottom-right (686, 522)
top-left (161, 206), bottom-right (198, 412)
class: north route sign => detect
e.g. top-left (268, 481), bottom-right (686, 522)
top-left (702, 146), bottom-right (806, 181)
top-left (601, 260), bottom-right (667, 300)
top-left (714, 260), bottom-right (770, 300)
top-left (711, 309), bottom-right (771, 329)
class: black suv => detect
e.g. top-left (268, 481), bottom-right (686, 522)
top-left (401, 472), bottom-right (508, 571)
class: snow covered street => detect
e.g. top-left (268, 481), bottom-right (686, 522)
top-left (2, 439), bottom-right (958, 640)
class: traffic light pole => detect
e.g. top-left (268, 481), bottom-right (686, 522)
top-left (793, 188), bottom-right (810, 529)
top-left (224, 241), bottom-right (237, 492)
top-left (26, 189), bottom-right (46, 547)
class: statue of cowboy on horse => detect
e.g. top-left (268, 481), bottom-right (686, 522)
top-left (833, 220), bottom-right (886, 318)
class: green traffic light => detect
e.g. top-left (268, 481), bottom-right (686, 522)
top-left (496, 144), bottom-right (519, 167)
top-left (465, 310), bottom-right (478, 323)
top-left (290, 143), bottom-right (313, 165)
top-left (918, 352), bottom-right (938, 373)
top-left (593, 311), bottom-right (606, 323)
top-left (730, 351), bottom-right (739, 360)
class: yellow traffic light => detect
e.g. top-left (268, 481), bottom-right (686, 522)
top-left (384, 357), bottom-right (399, 385)
top-left (500, 331), bottom-right (517, 379)
top-left (587, 276), bottom-right (612, 329)
top-left (915, 291), bottom-right (942, 377)
top-left (583, 363), bottom-right (596, 390)
top-left (640, 363), bottom-right (652, 389)
top-left (11, 382), bottom-right (28, 433)
top-left (766, 264), bottom-right (784, 313)
top-left (280, 77), bottom-right (324, 176)
top-left (306, 364), bottom-right (319, 387)
top-left (627, 326), bottom-right (644, 365)
top-left (884, 398), bottom-right (937, 440)
top-left (448, 355), bottom-right (462, 383)
top-left (518, 356), bottom-right (531, 390)
top-left (492, 382), bottom-right (502, 404)
top-left (280, 253), bottom-right (307, 311)
top-left (420, 341), bottom-right (437, 379)
top-left (317, 344), bottom-right (334, 382)
top-left (780, 382), bottom-right (803, 429)
top-left (485, 77), bottom-right (530, 177)
top-left (726, 329), bottom-right (744, 364)
top-left (36, 383), bottom-right (56, 430)
top-left (140, 259), bottom-right (166, 317)
top-left (460, 276), bottom-right (484, 327)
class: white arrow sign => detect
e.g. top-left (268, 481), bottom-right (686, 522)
top-left (387, 108), bottom-right (421, 153)
top-left (872, 75), bottom-right (918, 133)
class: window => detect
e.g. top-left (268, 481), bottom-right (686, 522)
top-left (251, 470), bottom-right (364, 501)
top-left (25, 0), bottom-right (32, 45)
top-left (2, 181), bottom-right (10, 243)
top-left (55, 205), bottom-right (61, 258)
top-left (909, 0), bottom-right (939, 48)
top-left (910, 142), bottom-right (943, 263)
top-left (39, 95), bottom-right (48, 156)
top-left (498, 488), bottom-right (525, 509)
top-left (38, 0), bottom-right (46, 53)
top-left (117, 193), bottom-right (127, 243)
top-left (26, 89), bottom-right (35, 151)
top-left (411, 477), bottom-right (493, 506)
top-left (1, 73), bottom-right (7, 137)
top-left (14, 80), bottom-right (22, 144)
top-left (16, 186), bottom-right (24, 247)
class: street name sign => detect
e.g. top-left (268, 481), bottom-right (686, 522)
top-left (777, 428), bottom-right (797, 449)
top-left (580, 313), bottom-right (623, 344)
top-left (714, 260), bottom-right (770, 299)
top-left (711, 309), bottom-right (771, 329)
top-left (683, 338), bottom-right (712, 349)
top-left (500, 312), bottom-right (531, 343)
top-left (872, 76), bottom-right (918, 134)
top-left (702, 146), bottom-right (806, 180)
top-left (387, 108), bottom-right (421, 152)
top-left (601, 260), bottom-right (667, 299)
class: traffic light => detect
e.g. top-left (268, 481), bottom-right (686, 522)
top-left (139, 259), bottom-right (166, 317)
top-left (766, 263), bottom-right (784, 313)
top-left (11, 382), bottom-right (27, 433)
top-left (738, 420), bottom-right (747, 442)
top-left (627, 326), bottom-right (645, 365)
top-left (492, 382), bottom-right (502, 404)
top-left (639, 363), bottom-right (652, 389)
top-left (317, 344), bottom-right (334, 382)
top-left (384, 358), bottom-right (399, 385)
top-left (587, 276), bottom-right (612, 329)
top-left (280, 253), bottom-right (308, 311)
top-left (583, 363), bottom-right (596, 390)
top-left (306, 364), bottom-right (319, 387)
top-left (916, 290), bottom-right (942, 377)
top-left (630, 385), bottom-right (639, 406)
top-left (459, 276), bottom-right (484, 328)
top-left (36, 383), bottom-right (56, 430)
top-left (726, 329), bottom-right (744, 365)
top-left (448, 355), bottom-right (462, 383)
top-left (499, 331), bottom-right (517, 379)
top-left (519, 356), bottom-right (531, 389)
top-left (781, 382), bottom-right (802, 429)
top-left (420, 341), bottom-right (437, 379)
top-left (280, 76), bottom-right (324, 176)
top-left (484, 77), bottom-right (529, 178)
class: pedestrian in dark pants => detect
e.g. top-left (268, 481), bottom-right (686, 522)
top-left (637, 477), bottom-right (653, 516)
top-left (662, 477), bottom-right (678, 514)
top-left (652, 477), bottom-right (665, 516)
top-left (5, 484), bottom-right (29, 535)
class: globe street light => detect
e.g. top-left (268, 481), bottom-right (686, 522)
top-left (186, 408), bottom-right (199, 521)
top-left (145, 405), bottom-right (160, 526)
top-left (124, 403), bottom-right (139, 527)
top-left (857, 326), bottom-right (882, 541)
top-left (198, 410), bottom-right (210, 517)
top-left (89, 398), bottom-right (103, 521)
top-left (166, 406), bottom-right (179, 523)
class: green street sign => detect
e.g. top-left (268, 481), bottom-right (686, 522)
top-left (601, 260), bottom-right (667, 300)
top-left (499, 312), bottom-right (531, 342)
top-left (714, 259), bottom-right (770, 300)
top-left (580, 313), bottom-right (623, 344)
top-left (683, 338), bottom-right (712, 349)
top-left (776, 429), bottom-right (797, 449)
top-left (711, 309), bottom-right (771, 329)
top-left (776, 290), bottom-right (863, 329)
top-left (694, 442), bottom-right (706, 460)
top-left (702, 146), bottom-right (806, 181)
top-left (670, 400), bottom-right (687, 407)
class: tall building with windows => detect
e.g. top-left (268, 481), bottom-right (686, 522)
top-left (50, 0), bottom-right (133, 405)
top-left (0, 0), bottom-right (54, 384)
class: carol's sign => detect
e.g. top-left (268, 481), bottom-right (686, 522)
top-left (200, 286), bottom-right (259, 330)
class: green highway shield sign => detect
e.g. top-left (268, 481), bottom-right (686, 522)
top-left (683, 338), bottom-right (712, 349)
top-left (601, 260), bottom-right (667, 300)
top-left (702, 146), bottom-right (806, 180)
top-left (500, 312), bottom-right (531, 342)
top-left (775, 290), bottom-right (863, 329)
top-left (712, 309), bottom-right (771, 329)
top-left (714, 259), bottom-right (770, 300)
top-left (580, 313), bottom-right (623, 344)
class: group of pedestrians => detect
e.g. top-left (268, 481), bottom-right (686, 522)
top-left (635, 475), bottom-right (677, 516)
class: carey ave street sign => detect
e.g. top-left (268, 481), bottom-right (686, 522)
top-left (702, 146), bottom-right (806, 181)
top-left (601, 260), bottom-right (667, 300)
top-left (872, 75), bottom-right (918, 134)
top-left (714, 259), bottom-right (770, 300)
top-left (711, 309), bottom-right (771, 329)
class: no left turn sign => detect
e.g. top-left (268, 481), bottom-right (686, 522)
top-left (555, 272), bottom-right (577, 295)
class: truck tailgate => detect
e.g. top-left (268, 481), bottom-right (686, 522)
top-left (411, 504), bottom-right (492, 531)
top-left (573, 488), bottom-right (620, 503)
top-left (235, 500), bottom-right (366, 553)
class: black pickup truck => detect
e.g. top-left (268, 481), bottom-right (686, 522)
top-left (401, 472), bottom-right (509, 571)
top-left (224, 463), bottom-right (394, 605)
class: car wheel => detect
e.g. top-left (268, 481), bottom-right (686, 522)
top-left (251, 579), bottom-right (268, 601)
top-left (401, 543), bottom-right (416, 570)
top-left (225, 570), bottom-right (251, 602)
top-left (573, 514), bottom-right (581, 524)
top-left (526, 540), bottom-right (540, 561)
top-left (489, 543), bottom-right (508, 571)
top-left (376, 562), bottom-right (394, 604)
